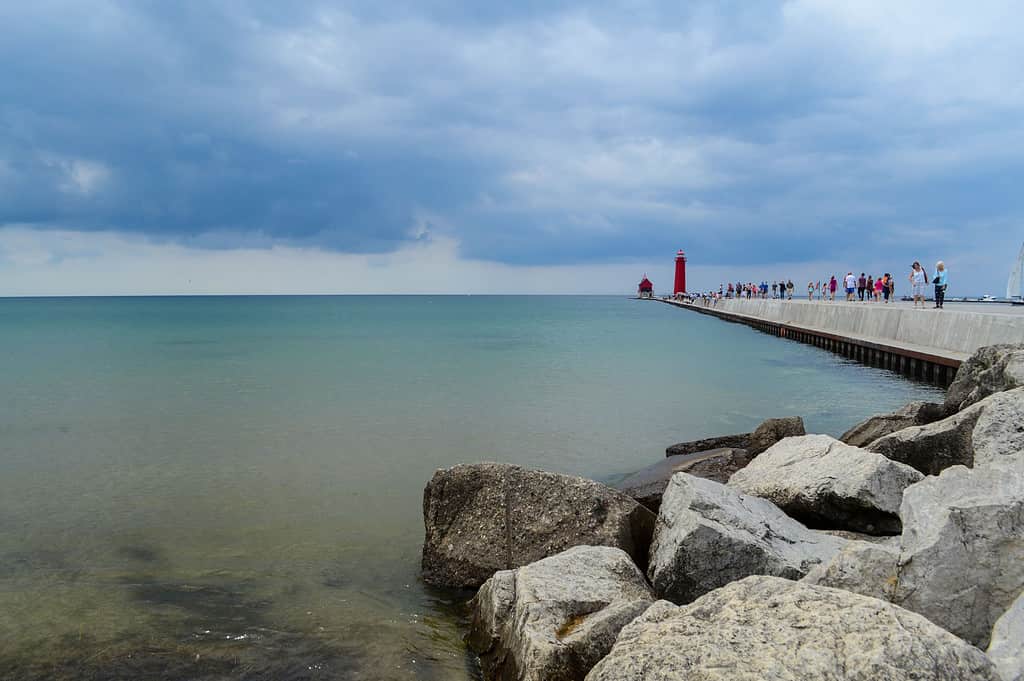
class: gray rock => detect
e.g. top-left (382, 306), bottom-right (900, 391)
top-left (802, 540), bottom-right (900, 602)
top-left (665, 416), bottom-right (805, 458)
top-left (987, 590), bottom-right (1024, 681)
top-left (728, 434), bottom-right (923, 534)
top-left (585, 576), bottom-right (1001, 681)
top-left (748, 415), bottom-right (806, 455)
top-left (616, 448), bottom-right (750, 511)
top-left (946, 343), bottom-right (1024, 413)
top-left (894, 465), bottom-right (1024, 648)
top-left (867, 387), bottom-right (1024, 475)
top-left (665, 433), bottom-right (749, 458)
top-left (647, 473), bottom-right (845, 604)
top-left (468, 546), bottom-right (654, 681)
top-left (421, 463), bottom-right (656, 589)
top-left (840, 401), bottom-right (946, 448)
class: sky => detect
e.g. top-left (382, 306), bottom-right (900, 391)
top-left (1, 0), bottom-right (1023, 295)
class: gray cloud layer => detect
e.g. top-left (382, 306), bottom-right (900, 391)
top-left (1, 1), bottom-right (1022, 288)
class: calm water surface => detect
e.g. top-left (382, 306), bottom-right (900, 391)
top-left (0, 296), bottom-right (943, 679)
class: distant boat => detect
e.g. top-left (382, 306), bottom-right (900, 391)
top-left (981, 295), bottom-right (997, 302)
top-left (1008, 241), bottom-right (1024, 300)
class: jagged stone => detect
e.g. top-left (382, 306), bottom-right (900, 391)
top-left (421, 463), bottom-right (655, 589)
top-left (893, 465), bottom-right (1024, 648)
top-left (867, 387), bottom-right (1024, 475)
top-left (585, 576), bottom-right (1000, 681)
top-left (747, 416), bottom-right (805, 455)
top-left (647, 473), bottom-right (845, 604)
top-left (840, 401), bottom-right (945, 448)
top-left (468, 546), bottom-right (653, 681)
top-left (665, 416), bottom-right (804, 458)
top-left (728, 434), bottom-right (923, 534)
top-left (616, 448), bottom-right (750, 512)
top-left (802, 539), bottom-right (899, 602)
top-left (946, 343), bottom-right (1024, 413)
top-left (987, 590), bottom-right (1024, 681)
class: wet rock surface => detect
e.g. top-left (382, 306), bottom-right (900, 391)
top-left (840, 400), bottom-right (945, 448)
top-left (747, 416), bottom-right (805, 455)
top-left (585, 576), bottom-right (1001, 681)
top-left (728, 434), bottom-right (922, 534)
top-left (647, 473), bottom-right (845, 604)
top-left (422, 463), bottom-right (656, 589)
top-left (468, 546), bottom-right (653, 681)
top-left (615, 448), bottom-right (750, 511)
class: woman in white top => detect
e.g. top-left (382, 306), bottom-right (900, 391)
top-left (909, 261), bottom-right (928, 308)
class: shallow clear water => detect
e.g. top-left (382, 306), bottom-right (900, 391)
top-left (0, 296), bottom-right (943, 679)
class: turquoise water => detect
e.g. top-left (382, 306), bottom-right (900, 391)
top-left (0, 296), bottom-right (943, 679)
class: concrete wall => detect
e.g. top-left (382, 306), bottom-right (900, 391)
top-left (702, 299), bottom-right (1024, 357)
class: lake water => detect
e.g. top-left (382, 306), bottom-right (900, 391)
top-left (0, 296), bottom-right (943, 680)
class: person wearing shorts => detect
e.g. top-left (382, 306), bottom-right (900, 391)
top-left (844, 272), bottom-right (857, 301)
top-left (909, 262), bottom-right (928, 308)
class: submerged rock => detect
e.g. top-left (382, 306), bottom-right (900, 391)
top-left (665, 433), bottom-right (749, 458)
top-left (987, 590), bottom-right (1024, 681)
top-left (840, 401), bottom-right (945, 448)
top-left (647, 473), bottom-right (845, 604)
top-left (468, 546), bottom-right (653, 681)
top-left (616, 448), bottom-right (750, 511)
top-left (586, 576), bottom-right (1000, 681)
top-left (728, 434), bottom-right (922, 534)
top-left (421, 463), bottom-right (655, 589)
top-left (867, 387), bottom-right (1024, 475)
top-left (893, 464), bottom-right (1024, 648)
top-left (945, 343), bottom-right (1024, 413)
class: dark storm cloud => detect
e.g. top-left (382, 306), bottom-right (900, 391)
top-left (1, 0), bottom-right (1022, 271)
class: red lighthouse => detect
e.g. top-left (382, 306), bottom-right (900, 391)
top-left (673, 250), bottom-right (687, 295)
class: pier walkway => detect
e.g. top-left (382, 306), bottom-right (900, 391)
top-left (657, 297), bottom-right (1024, 386)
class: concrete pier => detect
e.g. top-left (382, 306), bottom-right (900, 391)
top-left (658, 297), bottom-right (1024, 386)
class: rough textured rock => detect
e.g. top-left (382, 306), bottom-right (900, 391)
top-left (647, 473), bottom-right (845, 604)
top-left (616, 448), bottom-right (750, 511)
top-left (728, 434), bottom-right (923, 534)
top-left (946, 343), bottom-right (1024, 413)
top-left (665, 433), bottom-right (749, 458)
top-left (867, 387), bottom-right (1024, 475)
top-left (987, 590), bottom-right (1024, 681)
top-left (665, 416), bottom-right (805, 458)
top-left (421, 463), bottom-right (656, 589)
top-left (585, 576), bottom-right (1001, 681)
top-left (840, 401), bottom-right (946, 447)
top-left (747, 415), bottom-right (805, 455)
top-left (468, 546), bottom-right (654, 681)
top-left (893, 465), bottom-right (1024, 648)
top-left (802, 540), bottom-right (900, 602)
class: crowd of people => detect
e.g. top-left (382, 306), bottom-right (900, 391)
top-left (687, 261), bottom-right (950, 309)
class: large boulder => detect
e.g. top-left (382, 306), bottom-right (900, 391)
top-left (840, 401), bottom-right (945, 448)
top-left (421, 463), bottom-right (656, 589)
top-left (727, 434), bottom-right (923, 534)
top-left (748, 415), bottom-right (806, 455)
top-left (987, 590), bottom-right (1024, 681)
top-left (867, 387), bottom-right (1024, 475)
top-left (616, 448), bottom-right (750, 511)
top-left (802, 539), bottom-right (900, 602)
top-left (946, 343), bottom-right (1024, 413)
top-left (585, 576), bottom-right (1001, 681)
top-left (468, 546), bottom-right (653, 681)
top-left (893, 465), bottom-right (1024, 648)
top-left (647, 473), bottom-right (845, 604)
top-left (664, 416), bottom-right (804, 458)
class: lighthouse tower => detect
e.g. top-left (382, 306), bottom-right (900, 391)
top-left (673, 250), bottom-right (687, 295)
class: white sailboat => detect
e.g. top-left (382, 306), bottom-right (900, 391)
top-left (1008, 241), bottom-right (1024, 301)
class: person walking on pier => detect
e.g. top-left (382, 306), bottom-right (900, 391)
top-left (933, 261), bottom-right (948, 309)
top-left (857, 273), bottom-right (867, 301)
top-left (866, 275), bottom-right (874, 301)
top-left (873, 275), bottom-right (884, 302)
top-left (807, 281), bottom-right (815, 301)
top-left (909, 262), bottom-right (929, 308)
top-left (844, 272), bottom-right (857, 301)
top-left (786, 279), bottom-right (795, 300)
top-left (829, 275), bottom-right (838, 301)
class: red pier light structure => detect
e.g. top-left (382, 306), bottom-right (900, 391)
top-left (673, 250), bottom-right (687, 295)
